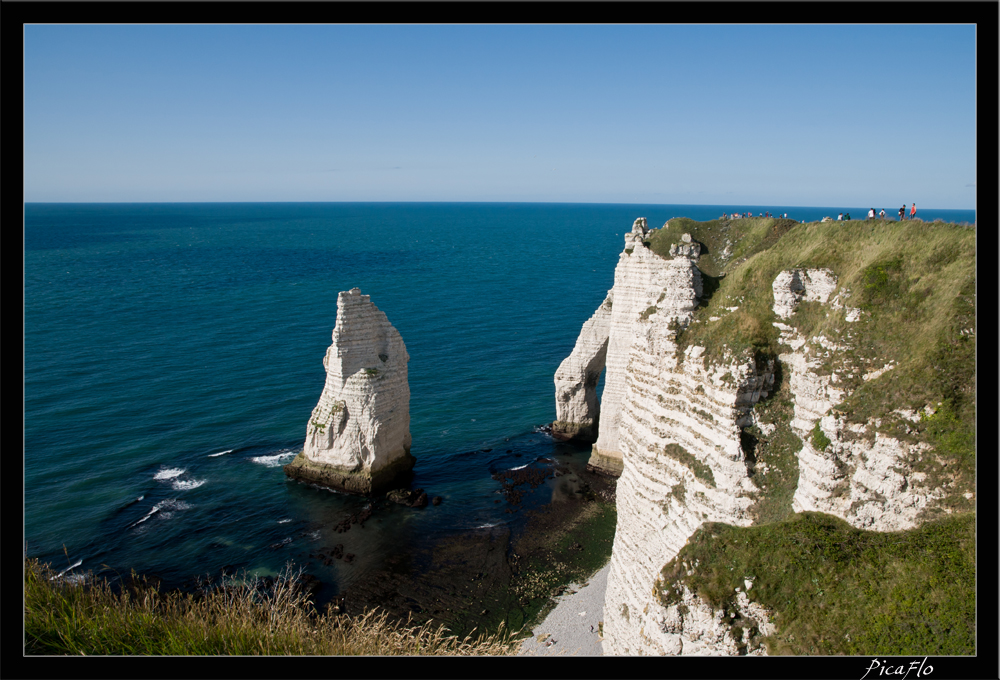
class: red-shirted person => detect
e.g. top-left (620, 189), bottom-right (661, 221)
top-left (910, 203), bottom-right (916, 219)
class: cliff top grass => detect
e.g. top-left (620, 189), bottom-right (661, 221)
top-left (24, 558), bottom-right (517, 656)
top-left (656, 511), bottom-right (975, 656)
top-left (649, 216), bottom-right (976, 506)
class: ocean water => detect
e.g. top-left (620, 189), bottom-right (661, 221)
top-left (23, 202), bottom-right (975, 596)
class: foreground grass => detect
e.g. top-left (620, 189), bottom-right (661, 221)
top-left (24, 559), bottom-right (517, 655)
top-left (657, 511), bottom-right (976, 656)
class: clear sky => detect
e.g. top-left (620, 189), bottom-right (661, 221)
top-left (24, 24), bottom-right (977, 208)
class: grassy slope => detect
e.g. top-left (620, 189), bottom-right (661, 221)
top-left (650, 216), bottom-right (975, 510)
top-left (657, 511), bottom-right (975, 655)
top-left (645, 217), bottom-right (976, 654)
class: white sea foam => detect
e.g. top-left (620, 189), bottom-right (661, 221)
top-left (130, 505), bottom-right (161, 528)
top-left (277, 518), bottom-right (292, 524)
top-left (51, 559), bottom-right (83, 581)
top-left (208, 449), bottom-right (233, 457)
top-left (172, 478), bottom-right (206, 491)
top-left (129, 499), bottom-right (191, 529)
top-left (250, 451), bottom-right (296, 467)
top-left (510, 463), bottom-right (530, 471)
top-left (154, 467), bottom-right (186, 480)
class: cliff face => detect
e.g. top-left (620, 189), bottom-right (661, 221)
top-left (568, 217), bottom-right (975, 655)
top-left (284, 288), bottom-right (414, 494)
top-left (601, 306), bottom-right (774, 654)
top-left (554, 218), bottom-right (702, 474)
top-left (772, 271), bottom-right (942, 532)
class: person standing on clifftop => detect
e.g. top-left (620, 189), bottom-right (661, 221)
top-left (910, 203), bottom-right (917, 219)
top-left (880, 209), bottom-right (886, 219)
top-left (899, 205), bottom-right (906, 220)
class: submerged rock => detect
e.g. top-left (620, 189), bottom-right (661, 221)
top-left (387, 488), bottom-right (429, 508)
top-left (285, 288), bottom-right (414, 495)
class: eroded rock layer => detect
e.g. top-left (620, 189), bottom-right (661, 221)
top-left (602, 252), bottom-right (952, 655)
top-left (284, 288), bottom-right (413, 494)
top-left (602, 327), bottom-right (774, 654)
top-left (772, 275), bottom-right (942, 532)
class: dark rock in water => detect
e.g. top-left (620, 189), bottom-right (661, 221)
top-left (432, 496), bottom-right (442, 506)
top-left (514, 453), bottom-right (522, 458)
top-left (343, 553), bottom-right (355, 564)
top-left (388, 488), bottom-right (430, 508)
top-left (506, 450), bottom-right (512, 453)
top-left (331, 544), bottom-right (344, 559)
top-left (296, 573), bottom-right (323, 597)
top-left (481, 448), bottom-right (492, 453)
top-left (387, 488), bottom-right (411, 505)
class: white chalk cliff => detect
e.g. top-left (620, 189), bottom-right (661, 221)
top-left (554, 218), bottom-right (702, 474)
top-left (284, 288), bottom-right (414, 494)
top-left (568, 221), bottom-right (959, 655)
top-left (771, 272), bottom-right (943, 532)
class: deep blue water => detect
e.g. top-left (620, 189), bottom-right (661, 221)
top-left (23, 202), bottom-right (975, 593)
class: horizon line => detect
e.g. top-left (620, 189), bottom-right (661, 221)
top-left (22, 200), bottom-right (978, 211)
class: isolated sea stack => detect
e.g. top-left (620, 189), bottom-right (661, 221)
top-left (284, 288), bottom-right (414, 494)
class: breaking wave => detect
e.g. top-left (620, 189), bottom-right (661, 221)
top-left (128, 499), bottom-right (191, 529)
top-left (250, 450), bottom-right (296, 467)
top-left (51, 559), bottom-right (83, 581)
top-left (153, 467), bottom-right (185, 480)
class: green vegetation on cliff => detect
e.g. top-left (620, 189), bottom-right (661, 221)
top-left (656, 511), bottom-right (975, 655)
top-left (650, 217), bottom-right (976, 511)
top-left (646, 217), bottom-right (976, 655)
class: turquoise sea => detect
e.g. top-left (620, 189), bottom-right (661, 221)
top-left (23, 202), bottom-right (975, 602)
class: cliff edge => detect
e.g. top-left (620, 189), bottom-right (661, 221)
top-left (562, 216), bottom-right (975, 655)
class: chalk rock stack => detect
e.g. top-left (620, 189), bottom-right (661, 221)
top-left (284, 288), bottom-right (414, 495)
top-left (554, 218), bottom-right (703, 475)
top-left (552, 294), bottom-right (612, 442)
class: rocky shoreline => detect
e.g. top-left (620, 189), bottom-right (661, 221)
top-left (329, 461), bottom-right (618, 639)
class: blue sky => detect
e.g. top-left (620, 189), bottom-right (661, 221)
top-left (24, 25), bottom-right (977, 208)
